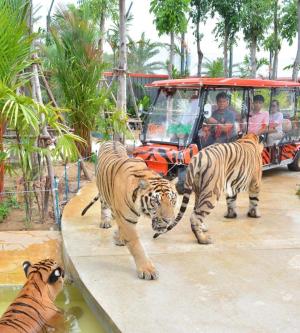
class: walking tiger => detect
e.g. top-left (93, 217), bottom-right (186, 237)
top-left (0, 259), bottom-right (65, 333)
top-left (154, 133), bottom-right (263, 244)
top-left (81, 141), bottom-right (177, 280)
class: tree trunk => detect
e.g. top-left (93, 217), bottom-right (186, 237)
top-left (229, 43), bottom-right (233, 78)
top-left (168, 32), bottom-right (175, 78)
top-left (292, 0), bottom-right (300, 81)
top-left (74, 124), bottom-right (92, 158)
top-left (98, 10), bottom-right (105, 63)
top-left (250, 36), bottom-right (257, 78)
top-left (180, 32), bottom-right (185, 76)
top-left (271, 0), bottom-right (279, 80)
top-left (116, 0), bottom-right (127, 143)
top-left (223, 28), bottom-right (229, 78)
top-left (196, 21), bottom-right (203, 77)
top-left (46, 0), bottom-right (55, 34)
top-left (272, 50), bottom-right (279, 80)
top-left (32, 58), bottom-right (60, 224)
top-left (269, 50), bottom-right (273, 79)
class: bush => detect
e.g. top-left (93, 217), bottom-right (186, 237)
top-left (0, 196), bottom-right (19, 223)
top-left (0, 203), bottom-right (9, 223)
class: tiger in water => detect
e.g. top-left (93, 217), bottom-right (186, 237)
top-left (0, 259), bottom-right (65, 333)
top-left (81, 141), bottom-right (177, 280)
top-left (154, 133), bottom-right (263, 244)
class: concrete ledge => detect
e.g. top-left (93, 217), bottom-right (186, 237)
top-left (61, 167), bottom-right (300, 333)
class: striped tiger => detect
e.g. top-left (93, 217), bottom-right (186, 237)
top-left (0, 259), bottom-right (65, 333)
top-left (81, 141), bottom-right (177, 280)
top-left (154, 133), bottom-right (263, 244)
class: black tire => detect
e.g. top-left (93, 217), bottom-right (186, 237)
top-left (288, 150), bottom-right (300, 171)
top-left (176, 166), bottom-right (186, 195)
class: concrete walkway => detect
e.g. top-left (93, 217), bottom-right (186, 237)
top-left (62, 167), bottom-right (300, 333)
top-left (0, 231), bottom-right (62, 285)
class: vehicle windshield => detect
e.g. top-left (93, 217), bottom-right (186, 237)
top-left (145, 89), bottom-right (199, 145)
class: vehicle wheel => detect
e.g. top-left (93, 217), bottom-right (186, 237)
top-left (288, 150), bottom-right (300, 171)
top-left (176, 166), bottom-right (186, 195)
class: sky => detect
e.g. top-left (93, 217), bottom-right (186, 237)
top-left (33, 0), bottom-right (298, 78)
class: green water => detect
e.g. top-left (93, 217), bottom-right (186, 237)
top-left (0, 285), bottom-right (105, 332)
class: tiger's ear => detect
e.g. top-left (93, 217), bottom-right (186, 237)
top-left (23, 261), bottom-right (32, 277)
top-left (48, 267), bottom-right (64, 284)
top-left (138, 179), bottom-right (149, 190)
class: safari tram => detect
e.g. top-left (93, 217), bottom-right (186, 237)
top-left (133, 78), bottom-right (300, 193)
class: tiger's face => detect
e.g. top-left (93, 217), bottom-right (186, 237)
top-left (23, 259), bottom-right (65, 301)
top-left (139, 179), bottom-right (177, 233)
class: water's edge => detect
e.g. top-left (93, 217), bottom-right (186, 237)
top-left (62, 243), bottom-right (121, 333)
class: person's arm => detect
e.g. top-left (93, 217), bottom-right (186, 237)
top-left (220, 112), bottom-right (234, 134)
top-left (207, 115), bottom-right (218, 124)
top-left (257, 112), bottom-right (269, 135)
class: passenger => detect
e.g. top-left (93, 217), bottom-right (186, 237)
top-left (207, 92), bottom-right (236, 143)
top-left (267, 99), bottom-right (283, 145)
top-left (248, 95), bottom-right (269, 136)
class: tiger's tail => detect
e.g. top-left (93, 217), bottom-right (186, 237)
top-left (153, 154), bottom-right (200, 239)
top-left (81, 195), bottom-right (99, 216)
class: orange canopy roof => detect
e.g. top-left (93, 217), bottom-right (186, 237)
top-left (146, 77), bottom-right (300, 88)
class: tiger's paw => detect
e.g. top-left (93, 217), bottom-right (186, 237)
top-left (193, 230), bottom-right (212, 245)
top-left (201, 223), bottom-right (209, 232)
top-left (137, 262), bottom-right (159, 280)
top-left (99, 221), bottom-right (112, 228)
top-left (224, 209), bottom-right (237, 219)
top-left (113, 231), bottom-right (126, 246)
top-left (247, 209), bottom-right (260, 218)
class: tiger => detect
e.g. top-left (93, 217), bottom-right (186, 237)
top-left (81, 141), bottom-right (177, 280)
top-left (0, 259), bottom-right (65, 333)
top-left (154, 133), bottom-right (263, 244)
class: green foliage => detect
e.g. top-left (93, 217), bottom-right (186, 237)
top-left (106, 8), bottom-right (133, 66)
top-left (47, 5), bottom-right (109, 156)
top-left (79, 0), bottom-right (118, 24)
top-left (280, 0), bottom-right (297, 45)
top-left (0, 196), bottom-right (19, 223)
top-left (150, 0), bottom-right (190, 36)
top-left (0, 203), bottom-right (9, 223)
top-left (6, 196), bottom-right (19, 209)
top-left (237, 56), bottom-right (269, 77)
top-left (96, 108), bottom-right (129, 140)
top-left (202, 58), bottom-right (225, 77)
top-left (212, 0), bottom-right (241, 45)
top-left (49, 6), bottom-right (107, 129)
top-left (0, 0), bottom-right (35, 86)
top-left (240, 0), bottom-right (273, 44)
top-left (190, 0), bottom-right (211, 26)
top-left (138, 96), bottom-right (151, 111)
top-left (127, 33), bottom-right (165, 73)
top-left (90, 152), bottom-right (97, 164)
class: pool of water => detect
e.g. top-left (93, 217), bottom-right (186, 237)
top-left (0, 284), bottom-right (105, 332)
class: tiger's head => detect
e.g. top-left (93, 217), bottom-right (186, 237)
top-left (23, 259), bottom-right (65, 301)
top-left (238, 133), bottom-right (264, 152)
top-left (138, 178), bottom-right (177, 233)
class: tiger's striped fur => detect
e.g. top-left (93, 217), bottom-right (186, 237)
top-left (0, 259), bottom-right (65, 333)
top-left (155, 133), bottom-right (263, 244)
top-left (81, 141), bottom-right (177, 280)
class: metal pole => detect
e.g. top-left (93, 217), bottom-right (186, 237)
top-left (64, 164), bottom-right (69, 201)
top-left (77, 159), bottom-right (81, 191)
top-left (53, 176), bottom-right (61, 227)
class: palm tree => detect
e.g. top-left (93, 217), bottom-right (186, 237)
top-left (0, 0), bottom-right (80, 218)
top-left (202, 57), bottom-right (225, 77)
top-left (127, 32), bottom-right (165, 73)
top-left (48, 5), bottom-right (107, 157)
